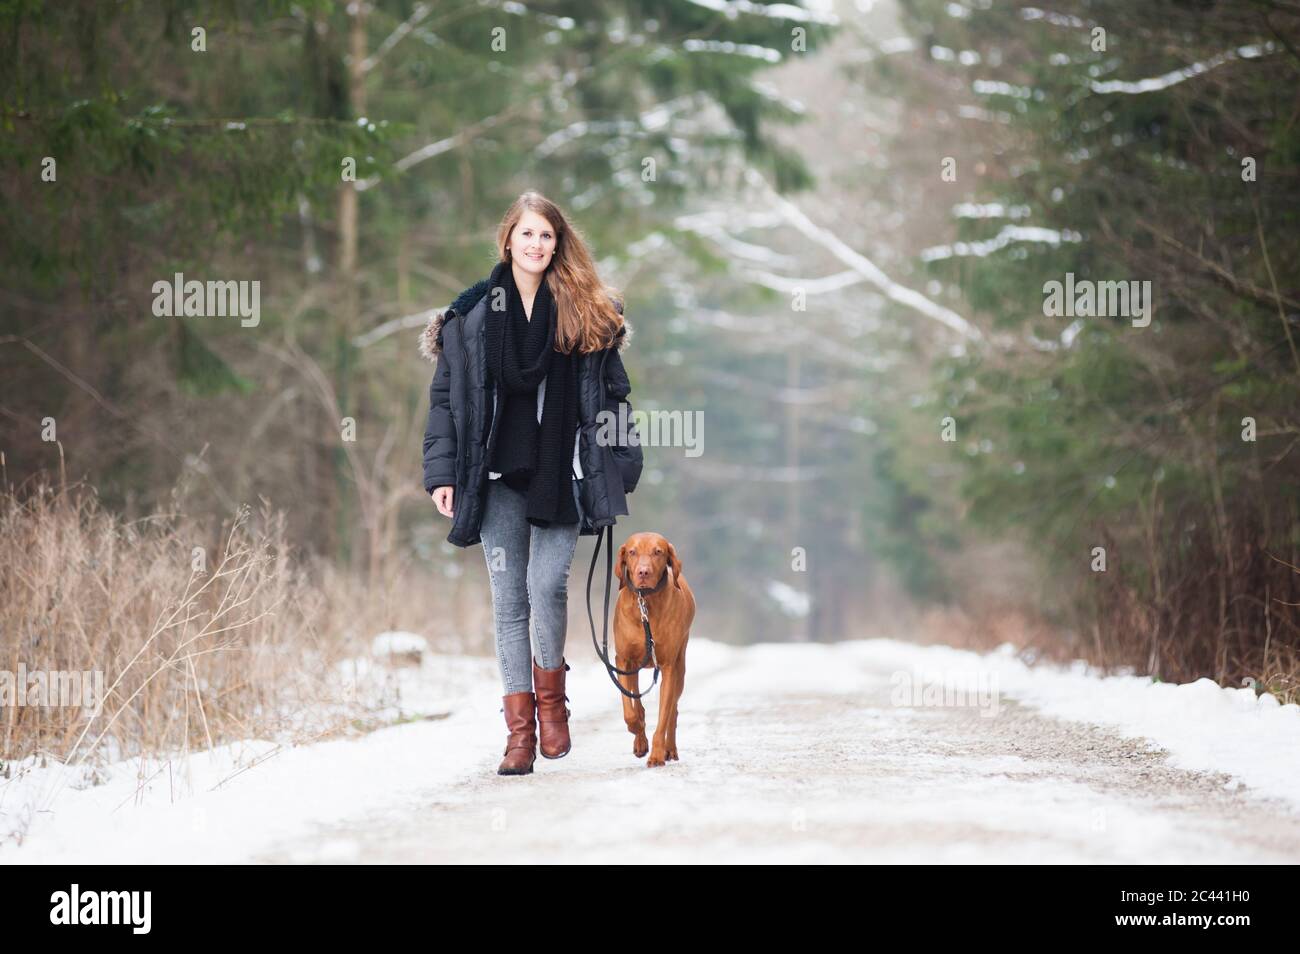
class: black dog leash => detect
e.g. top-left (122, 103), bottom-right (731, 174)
top-left (585, 524), bottom-right (662, 701)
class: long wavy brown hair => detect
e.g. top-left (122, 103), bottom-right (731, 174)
top-left (494, 191), bottom-right (625, 355)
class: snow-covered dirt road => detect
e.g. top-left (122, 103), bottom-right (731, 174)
top-left (248, 640), bottom-right (1300, 864)
top-left (7, 638), bottom-right (1298, 864)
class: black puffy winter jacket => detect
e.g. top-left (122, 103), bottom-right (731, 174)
top-left (420, 274), bottom-right (644, 547)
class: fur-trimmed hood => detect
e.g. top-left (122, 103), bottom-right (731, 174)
top-left (418, 276), bottom-right (632, 362)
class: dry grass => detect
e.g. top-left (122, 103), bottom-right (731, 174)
top-left (908, 596), bottom-right (1300, 707)
top-left (0, 476), bottom-right (450, 768)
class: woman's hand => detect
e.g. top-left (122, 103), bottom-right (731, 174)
top-left (431, 486), bottom-right (455, 518)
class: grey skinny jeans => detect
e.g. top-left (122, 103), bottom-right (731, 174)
top-left (478, 477), bottom-right (582, 695)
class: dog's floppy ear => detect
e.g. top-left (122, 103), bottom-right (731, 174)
top-left (667, 541), bottom-right (683, 589)
top-left (616, 542), bottom-right (629, 590)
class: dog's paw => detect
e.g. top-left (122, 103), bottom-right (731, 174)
top-left (665, 744), bottom-right (678, 761)
top-left (647, 750), bottom-right (666, 768)
top-left (632, 734), bottom-right (648, 758)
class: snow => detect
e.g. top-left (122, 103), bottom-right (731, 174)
top-left (1, 636), bottom-right (1296, 863)
top-left (0, 651), bottom-right (493, 864)
top-left (1089, 43), bottom-right (1275, 96)
top-left (837, 639), bottom-right (1300, 809)
top-left (920, 225), bottom-right (1082, 262)
top-left (370, 631), bottom-right (430, 658)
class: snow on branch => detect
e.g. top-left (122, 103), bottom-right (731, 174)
top-left (361, 3), bottom-right (432, 75)
top-left (1090, 42), bottom-right (1276, 95)
top-left (743, 167), bottom-right (983, 341)
top-left (920, 225), bottom-right (1082, 262)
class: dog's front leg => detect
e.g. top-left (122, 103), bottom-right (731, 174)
top-left (617, 657), bottom-right (649, 758)
top-left (665, 657), bottom-right (684, 762)
top-left (647, 662), bottom-right (679, 768)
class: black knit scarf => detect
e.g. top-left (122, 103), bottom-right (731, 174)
top-left (484, 259), bottom-right (580, 527)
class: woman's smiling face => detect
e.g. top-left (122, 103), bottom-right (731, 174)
top-left (509, 210), bottom-right (557, 275)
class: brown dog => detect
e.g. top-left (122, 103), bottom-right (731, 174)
top-left (614, 532), bottom-right (696, 767)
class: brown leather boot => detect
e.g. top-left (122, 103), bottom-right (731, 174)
top-left (533, 657), bottom-right (572, 759)
top-left (498, 691), bottom-right (537, 775)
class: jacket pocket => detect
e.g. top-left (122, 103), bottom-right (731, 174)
top-left (601, 348), bottom-right (643, 494)
top-left (603, 394), bottom-right (643, 495)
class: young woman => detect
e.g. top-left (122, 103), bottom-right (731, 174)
top-left (420, 192), bottom-right (644, 776)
